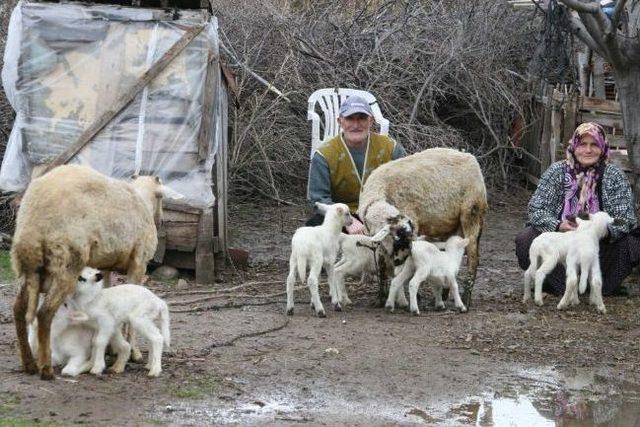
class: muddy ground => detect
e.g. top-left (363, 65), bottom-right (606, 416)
top-left (1, 192), bottom-right (639, 426)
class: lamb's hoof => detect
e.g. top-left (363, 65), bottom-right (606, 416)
top-left (410, 309), bottom-right (420, 316)
top-left (147, 369), bottom-right (161, 378)
top-left (384, 304), bottom-right (394, 313)
top-left (535, 299), bottom-right (544, 307)
top-left (597, 305), bottom-right (607, 314)
top-left (40, 366), bottom-right (55, 381)
top-left (316, 309), bottom-right (326, 318)
top-left (457, 305), bottom-right (468, 313)
top-left (286, 307), bottom-right (294, 316)
top-left (556, 302), bottom-right (567, 310)
top-left (108, 365), bottom-right (126, 374)
top-left (434, 303), bottom-right (446, 311)
top-left (333, 302), bottom-right (342, 312)
top-left (130, 349), bottom-right (143, 363)
top-left (90, 367), bottom-right (104, 376)
top-left (342, 298), bottom-right (353, 306)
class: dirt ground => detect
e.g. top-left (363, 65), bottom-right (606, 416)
top-left (1, 191), bottom-right (640, 426)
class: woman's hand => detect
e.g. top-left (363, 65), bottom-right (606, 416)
top-left (558, 220), bottom-right (577, 232)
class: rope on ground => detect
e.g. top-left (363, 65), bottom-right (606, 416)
top-left (168, 286), bottom-right (306, 307)
top-left (199, 316), bottom-right (290, 355)
top-left (159, 280), bottom-right (283, 297)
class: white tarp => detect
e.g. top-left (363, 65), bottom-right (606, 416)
top-left (1, 1), bottom-right (223, 208)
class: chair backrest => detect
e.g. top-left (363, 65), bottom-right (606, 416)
top-left (307, 88), bottom-right (390, 158)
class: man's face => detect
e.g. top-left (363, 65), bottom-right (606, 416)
top-left (338, 113), bottom-right (373, 147)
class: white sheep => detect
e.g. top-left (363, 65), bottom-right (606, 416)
top-left (12, 164), bottom-right (178, 380)
top-left (286, 203), bottom-right (352, 317)
top-left (330, 227), bottom-right (392, 309)
top-left (385, 235), bottom-right (469, 315)
top-left (68, 267), bottom-right (171, 377)
top-left (523, 211), bottom-right (613, 314)
top-left (358, 148), bottom-right (487, 307)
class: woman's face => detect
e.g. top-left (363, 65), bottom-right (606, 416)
top-left (574, 135), bottom-right (602, 167)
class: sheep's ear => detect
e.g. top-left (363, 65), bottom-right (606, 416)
top-left (315, 202), bottom-right (329, 214)
top-left (161, 185), bottom-right (184, 200)
top-left (131, 173), bottom-right (139, 180)
top-left (155, 176), bottom-right (162, 184)
top-left (370, 225), bottom-right (390, 242)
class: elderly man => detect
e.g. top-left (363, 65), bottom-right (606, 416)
top-left (306, 95), bottom-right (406, 234)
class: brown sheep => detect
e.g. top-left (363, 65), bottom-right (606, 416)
top-left (12, 165), bottom-right (172, 379)
top-left (358, 147), bottom-right (488, 308)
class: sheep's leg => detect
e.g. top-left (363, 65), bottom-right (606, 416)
top-left (461, 210), bottom-right (483, 308)
top-left (558, 263), bottom-right (578, 310)
top-left (408, 270), bottom-right (427, 316)
top-left (447, 276), bottom-right (467, 313)
top-left (384, 261), bottom-right (413, 312)
top-left (37, 274), bottom-right (76, 380)
top-left (325, 261), bottom-right (342, 312)
top-left (307, 260), bottom-right (325, 317)
top-left (102, 270), bottom-right (112, 288)
top-left (331, 265), bottom-right (347, 310)
top-left (61, 355), bottom-right (91, 377)
top-left (108, 328), bottom-right (132, 374)
top-left (89, 318), bottom-right (116, 376)
top-left (13, 279), bottom-right (38, 375)
top-left (377, 252), bottom-right (389, 307)
top-left (534, 256), bottom-right (556, 306)
top-left (588, 262), bottom-right (606, 314)
top-left (129, 316), bottom-right (164, 377)
top-left (286, 254), bottom-right (297, 315)
top-left (523, 265), bottom-right (535, 304)
top-left (128, 325), bottom-right (143, 362)
top-left (433, 283), bottom-right (445, 311)
top-left (394, 259), bottom-right (413, 308)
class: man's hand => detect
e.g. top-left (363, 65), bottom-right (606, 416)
top-left (346, 217), bottom-right (367, 235)
top-left (558, 220), bottom-right (577, 232)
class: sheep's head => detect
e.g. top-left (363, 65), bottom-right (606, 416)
top-left (131, 175), bottom-right (184, 227)
top-left (316, 202), bottom-right (353, 227)
top-left (385, 214), bottom-right (416, 266)
top-left (445, 235), bottom-right (470, 251)
top-left (75, 267), bottom-right (104, 301)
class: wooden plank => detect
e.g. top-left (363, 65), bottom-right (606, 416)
top-left (592, 56), bottom-right (606, 99)
top-left (562, 92), bottom-right (578, 144)
top-left (42, 24), bottom-right (206, 175)
top-left (550, 106), bottom-right (562, 163)
top-left (579, 97), bottom-right (621, 115)
top-left (164, 202), bottom-right (202, 216)
top-left (577, 112), bottom-right (624, 129)
top-left (197, 51), bottom-right (217, 160)
top-left (216, 84), bottom-right (229, 255)
top-left (195, 208), bottom-right (215, 284)
top-left (163, 209), bottom-right (201, 223)
top-left (607, 134), bottom-right (626, 148)
top-left (165, 222), bottom-right (198, 252)
top-left (609, 150), bottom-right (631, 171)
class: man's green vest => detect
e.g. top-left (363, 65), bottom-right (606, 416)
top-left (317, 133), bottom-right (396, 213)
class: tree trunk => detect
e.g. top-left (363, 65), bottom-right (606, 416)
top-left (616, 68), bottom-right (640, 212)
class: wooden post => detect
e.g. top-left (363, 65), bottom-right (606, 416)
top-left (563, 92), bottom-right (578, 145)
top-left (195, 208), bottom-right (215, 284)
top-left (539, 85), bottom-right (553, 171)
top-left (592, 55), bottom-right (606, 99)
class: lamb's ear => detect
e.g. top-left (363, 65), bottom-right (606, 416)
top-left (335, 206), bottom-right (345, 215)
top-left (370, 225), bottom-right (390, 242)
top-left (131, 173), bottom-right (139, 180)
top-left (161, 185), bottom-right (184, 200)
top-left (577, 211), bottom-right (590, 221)
top-left (315, 202), bottom-right (329, 214)
top-left (155, 176), bottom-right (162, 184)
top-left (68, 310), bottom-right (90, 323)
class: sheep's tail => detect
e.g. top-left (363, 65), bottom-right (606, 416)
top-left (296, 256), bottom-right (307, 284)
top-left (578, 266), bottom-right (589, 295)
top-left (159, 300), bottom-right (171, 350)
top-left (24, 271), bottom-right (40, 324)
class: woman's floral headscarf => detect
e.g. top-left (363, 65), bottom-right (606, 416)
top-left (562, 122), bottom-right (609, 220)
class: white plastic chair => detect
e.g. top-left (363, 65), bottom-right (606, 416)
top-left (307, 88), bottom-right (390, 158)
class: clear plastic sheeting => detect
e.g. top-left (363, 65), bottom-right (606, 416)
top-left (1, 1), bottom-right (223, 209)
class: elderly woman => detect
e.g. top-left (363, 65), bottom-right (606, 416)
top-left (515, 122), bottom-right (640, 296)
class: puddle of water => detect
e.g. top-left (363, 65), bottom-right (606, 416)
top-left (440, 368), bottom-right (640, 426)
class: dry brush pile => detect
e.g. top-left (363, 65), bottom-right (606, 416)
top-left (211, 0), bottom-right (544, 201)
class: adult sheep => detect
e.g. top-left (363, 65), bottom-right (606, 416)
top-left (358, 147), bottom-right (488, 308)
top-left (12, 164), bottom-right (178, 380)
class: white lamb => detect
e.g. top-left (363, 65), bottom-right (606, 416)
top-left (286, 203), bottom-right (353, 317)
top-left (69, 267), bottom-right (171, 377)
top-left (330, 227), bottom-right (392, 310)
top-left (385, 235), bottom-right (470, 315)
top-left (523, 211), bottom-right (613, 313)
top-left (27, 302), bottom-right (94, 377)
